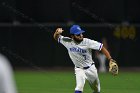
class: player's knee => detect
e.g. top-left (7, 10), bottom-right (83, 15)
top-left (75, 85), bottom-right (84, 91)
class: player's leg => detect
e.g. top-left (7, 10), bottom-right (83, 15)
top-left (85, 65), bottom-right (101, 93)
top-left (91, 78), bottom-right (100, 93)
top-left (74, 68), bottom-right (86, 93)
top-left (87, 76), bottom-right (101, 93)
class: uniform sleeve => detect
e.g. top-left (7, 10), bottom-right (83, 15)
top-left (88, 39), bottom-right (103, 51)
top-left (58, 35), bottom-right (71, 47)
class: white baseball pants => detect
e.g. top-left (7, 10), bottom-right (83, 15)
top-left (74, 65), bottom-right (100, 92)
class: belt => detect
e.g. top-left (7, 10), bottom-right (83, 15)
top-left (76, 63), bottom-right (94, 69)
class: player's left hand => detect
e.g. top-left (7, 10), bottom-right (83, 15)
top-left (109, 59), bottom-right (118, 76)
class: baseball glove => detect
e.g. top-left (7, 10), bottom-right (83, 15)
top-left (109, 59), bottom-right (118, 76)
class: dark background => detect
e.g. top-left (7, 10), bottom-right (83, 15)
top-left (0, 0), bottom-right (139, 69)
top-left (1, 0), bottom-right (140, 23)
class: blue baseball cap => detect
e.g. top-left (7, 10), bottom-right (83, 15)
top-left (70, 25), bottom-right (85, 35)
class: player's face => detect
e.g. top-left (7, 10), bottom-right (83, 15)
top-left (73, 33), bottom-right (83, 43)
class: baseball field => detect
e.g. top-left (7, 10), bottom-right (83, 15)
top-left (15, 70), bottom-right (140, 93)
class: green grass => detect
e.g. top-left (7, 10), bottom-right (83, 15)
top-left (15, 71), bottom-right (140, 93)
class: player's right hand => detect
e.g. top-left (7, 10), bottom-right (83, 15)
top-left (56, 28), bottom-right (64, 34)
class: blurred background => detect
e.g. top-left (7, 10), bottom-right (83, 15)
top-left (0, 0), bottom-right (140, 93)
top-left (0, 0), bottom-right (139, 69)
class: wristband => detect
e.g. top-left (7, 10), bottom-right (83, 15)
top-left (108, 58), bottom-right (112, 61)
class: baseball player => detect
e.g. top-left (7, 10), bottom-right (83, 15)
top-left (53, 25), bottom-right (118, 93)
top-left (0, 54), bottom-right (17, 93)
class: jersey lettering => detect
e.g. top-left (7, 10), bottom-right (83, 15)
top-left (69, 47), bottom-right (87, 53)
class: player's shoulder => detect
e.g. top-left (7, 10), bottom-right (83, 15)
top-left (82, 38), bottom-right (90, 44)
top-left (83, 38), bottom-right (91, 41)
top-left (84, 38), bottom-right (97, 41)
top-left (83, 38), bottom-right (97, 44)
top-left (83, 38), bottom-right (92, 42)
